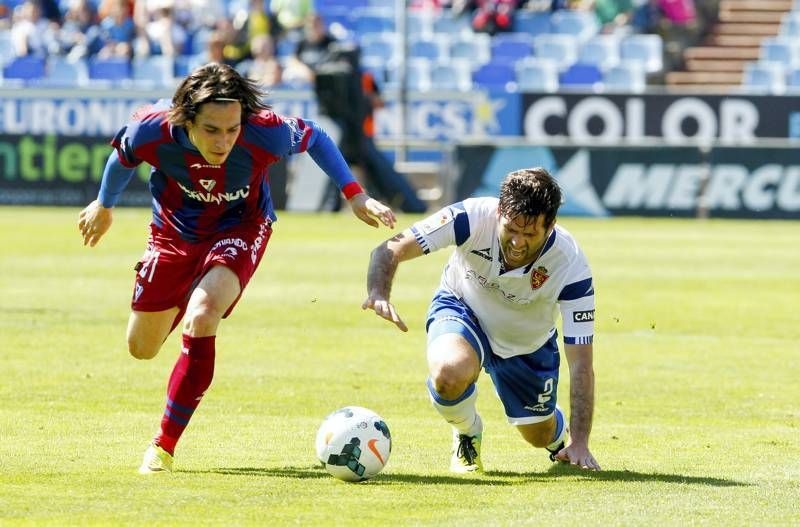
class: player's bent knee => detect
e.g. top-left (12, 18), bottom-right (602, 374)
top-left (127, 336), bottom-right (160, 360)
top-left (429, 364), bottom-right (471, 400)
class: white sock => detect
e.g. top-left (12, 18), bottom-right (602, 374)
top-left (427, 378), bottom-right (483, 437)
top-left (546, 405), bottom-right (567, 452)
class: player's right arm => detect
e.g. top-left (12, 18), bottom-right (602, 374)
top-left (78, 153), bottom-right (138, 247)
top-left (79, 106), bottom-right (158, 247)
top-left (362, 229), bottom-right (425, 332)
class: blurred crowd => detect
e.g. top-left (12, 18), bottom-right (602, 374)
top-left (0, 0), bottom-right (717, 87)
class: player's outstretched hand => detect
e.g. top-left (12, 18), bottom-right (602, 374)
top-left (348, 193), bottom-right (396, 229)
top-left (78, 200), bottom-right (113, 247)
top-left (555, 442), bottom-right (601, 471)
top-left (362, 296), bottom-right (408, 332)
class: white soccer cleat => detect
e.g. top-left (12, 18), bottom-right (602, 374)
top-left (138, 444), bottom-right (174, 474)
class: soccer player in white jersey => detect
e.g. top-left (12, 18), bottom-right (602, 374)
top-left (362, 168), bottom-right (601, 472)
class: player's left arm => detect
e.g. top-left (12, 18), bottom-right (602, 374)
top-left (558, 342), bottom-right (601, 471)
top-left (286, 118), bottom-right (396, 229)
top-left (556, 254), bottom-right (600, 470)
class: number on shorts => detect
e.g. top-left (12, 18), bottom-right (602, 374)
top-left (538, 378), bottom-right (554, 405)
top-left (138, 250), bottom-right (160, 283)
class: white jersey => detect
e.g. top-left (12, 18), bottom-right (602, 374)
top-left (410, 197), bottom-right (595, 359)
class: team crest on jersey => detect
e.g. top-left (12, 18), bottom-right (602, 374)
top-left (199, 179), bottom-right (216, 191)
top-left (530, 266), bottom-right (550, 289)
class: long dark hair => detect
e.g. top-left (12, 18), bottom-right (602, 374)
top-left (167, 63), bottom-right (269, 126)
top-left (498, 168), bottom-right (563, 227)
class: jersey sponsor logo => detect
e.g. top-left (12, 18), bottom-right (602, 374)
top-left (530, 266), bottom-right (550, 289)
top-left (470, 247), bottom-right (492, 261)
top-left (177, 181), bottom-right (250, 204)
top-left (573, 310), bottom-right (595, 322)
top-left (190, 162), bottom-right (222, 170)
top-left (465, 269), bottom-right (530, 304)
top-left (199, 179), bottom-right (216, 192)
top-left (211, 237), bottom-right (249, 252)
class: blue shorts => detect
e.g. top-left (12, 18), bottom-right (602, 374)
top-left (426, 289), bottom-right (560, 425)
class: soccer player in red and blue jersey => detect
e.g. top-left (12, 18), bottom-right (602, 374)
top-left (77, 63), bottom-right (396, 474)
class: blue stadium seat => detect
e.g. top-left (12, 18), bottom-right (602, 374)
top-left (760, 37), bottom-right (800, 68)
top-left (786, 68), bottom-right (800, 93)
top-left (409, 37), bottom-right (446, 61)
top-left (3, 56), bottom-right (46, 81)
top-left (472, 62), bottom-right (516, 91)
top-left (353, 7), bottom-right (395, 34)
top-left (133, 56), bottom-right (175, 88)
top-left (433, 13), bottom-right (472, 36)
top-left (742, 62), bottom-right (786, 94)
top-left (559, 63), bottom-right (602, 87)
top-left (43, 56), bottom-right (89, 87)
top-left (430, 60), bottom-right (472, 92)
top-left (512, 11), bottom-right (551, 36)
top-left (602, 63), bottom-right (646, 93)
top-left (0, 31), bottom-right (14, 67)
top-left (550, 9), bottom-right (600, 42)
top-left (491, 33), bottom-right (534, 64)
top-left (577, 35), bottom-right (620, 70)
top-left (388, 58), bottom-right (432, 92)
top-left (406, 12), bottom-right (435, 39)
top-left (534, 34), bottom-right (578, 70)
top-left (449, 34), bottom-right (491, 65)
top-left (779, 11), bottom-right (800, 37)
top-left (89, 58), bottom-right (132, 82)
top-left (515, 57), bottom-right (559, 92)
top-left (360, 33), bottom-right (397, 63)
top-left (317, 0), bottom-right (369, 8)
top-left (620, 34), bottom-right (663, 73)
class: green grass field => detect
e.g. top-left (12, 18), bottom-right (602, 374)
top-left (1, 207), bottom-right (798, 525)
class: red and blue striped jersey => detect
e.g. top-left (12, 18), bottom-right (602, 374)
top-left (110, 99), bottom-right (362, 243)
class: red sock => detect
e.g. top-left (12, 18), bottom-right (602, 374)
top-left (154, 334), bottom-right (215, 455)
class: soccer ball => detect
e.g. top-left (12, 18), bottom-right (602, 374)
top-left (315, 406), bottom-right (391, 482)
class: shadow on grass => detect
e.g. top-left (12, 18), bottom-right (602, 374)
top-left (183, 465), bottom-right (512, 485)
top-left (485, 464), bottom-right (751, 487)
top-left (183, 464), bottom-right (749, 487)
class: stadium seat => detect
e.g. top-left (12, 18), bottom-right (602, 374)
top-left (779, 11), bottom-right (800, 37)
top-left (2, 56), bottom-right (46, 81)
top-left (620, 34), bottom-right (663, 73)
top-left (430, 60), bottom-right (472, 92)
top-left (550, 9), bottom-right (600, 42)
top-left (515, 57), bottom-right (559, 92)
top-left (559, 63), bottom-right (603, 87)
top-left (0, 31), bottom-right (14, 67)
top-left (511, 11), bottom-right (551, 36)
top-left (602, 63), bottom-right (646, 93)
top-left (409, 37), bottom-right (446, 61)
top-left (89, 58), bottom-right (132, 82)
top-left (760, 37), bottom-right (800, 68)
top-left (577, 35), bottom-right (620, 70)
top-left (353, 7), bottom-right (395, 35)
top-left (433, 13), bottom-right (472, 36)
top-left (43, 56), bottom-right (89, 87)
top-left (132, 56), bottom-right (175, 88)
top-left (392, 58), bottom-right (432, 92)
top-left (786, 68), bottom-right (800, 93)
top-left (360, 33), bottom-right (397, 63)
top-left (491, 33), bottom-right (534, 64)
top-left (406, 12), bottom-right (435, 39)
top-left (742, 62), bottom-right (786, 94)
top-left (449, 34), bottom-right (491, 65)
top-left (472, 62), bottom-right (516, 91)
top-left (534, 34), bottom-right (578, 70)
